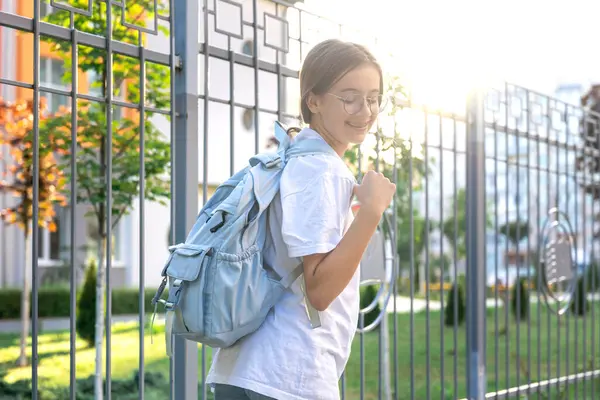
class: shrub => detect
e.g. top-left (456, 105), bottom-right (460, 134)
top-left (585, 263), bottom-right (600, 293)
top-left (570, 277), bottom-right (590, 317)
top-left (358, 284), bottom-right (381, 329)
top-left (511, 278), bottom-right (529, 321)
top-left (0, 370), bottom-right (169, 400)
top-left (444, 282), bottom-right (465, 327)
top-left (76, 261), bottom-right (98, 346)
top-left (0, 285), bottom-right (166, 320)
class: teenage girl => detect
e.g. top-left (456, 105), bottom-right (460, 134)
top-left (207, 38), bottom-right (396, 400)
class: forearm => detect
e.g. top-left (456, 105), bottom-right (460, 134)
top-left (305, 207), bottom-right (381, 311)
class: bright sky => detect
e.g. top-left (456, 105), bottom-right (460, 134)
top-left (302, 0), bottom-right (600, 102)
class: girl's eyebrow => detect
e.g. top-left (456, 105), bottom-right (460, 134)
top-left (339, 88), bottom-right (380, 94)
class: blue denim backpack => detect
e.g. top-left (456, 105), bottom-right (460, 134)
top-left (152, 121), bottom-right (336, 355)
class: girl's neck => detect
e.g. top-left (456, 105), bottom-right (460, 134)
top-left (308, 120), bottom-right (348, 157)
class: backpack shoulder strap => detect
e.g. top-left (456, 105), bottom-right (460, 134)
top-left (286, 135), bottom-right (338, 160)
top-left (280, 263), bottom-right (322, 329)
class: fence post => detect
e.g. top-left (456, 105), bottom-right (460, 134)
top-left (173, 0), bottom-right (199, 398)
top-left (466, 88), bottom-right (487, 400)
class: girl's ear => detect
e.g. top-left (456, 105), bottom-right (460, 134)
top-left (306, 92), bottom-right (320, 114)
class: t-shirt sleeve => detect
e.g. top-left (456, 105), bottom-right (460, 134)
top-left (280, 170), bottom-right (355, 258)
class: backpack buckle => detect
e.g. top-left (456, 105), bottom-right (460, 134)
top-left (265, 157), bottom-right (281, 169)
top-left (163, 279), bottom-right (184, 311)
top-left (151, 277), bottom-right (168, 306)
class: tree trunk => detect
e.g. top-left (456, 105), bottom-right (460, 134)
top-left (18, 230), bottom-right (32, 367)
top-left (94, 237), bottom-right (106, 400)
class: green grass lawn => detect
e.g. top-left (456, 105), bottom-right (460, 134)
top-left (1, 303), bottom-right (599, 399)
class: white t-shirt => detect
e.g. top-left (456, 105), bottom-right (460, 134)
top-left (206, 128), bottom-right (360, 400)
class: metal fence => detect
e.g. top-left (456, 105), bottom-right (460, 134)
top-left (1, 1), bottom-right (600, 400)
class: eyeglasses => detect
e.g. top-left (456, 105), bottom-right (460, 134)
top-left (327, 92), bottom-right (388, 115)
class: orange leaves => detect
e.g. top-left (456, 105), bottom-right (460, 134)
top-left (0, 98), bottom-right (67, 233)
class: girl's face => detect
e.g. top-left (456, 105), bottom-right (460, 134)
top-left (308, 63), bottom-right (381, 148)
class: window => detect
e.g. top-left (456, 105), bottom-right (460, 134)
top-left (41, 2), bottom-right (54, 18)
top-left (87, 70), bottom-right (123, 120)
top-left (38, 206), bottom-right (69, 265)
top-left (87, 70), bottom-right (103, 97)
top-left (40, 57), bottom-right (69, 114)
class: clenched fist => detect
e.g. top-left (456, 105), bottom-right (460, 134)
top-left (353, 171), bottom-right (396, 216)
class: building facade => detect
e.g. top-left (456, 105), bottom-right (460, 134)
top-left (0, 0), bottom-right (297, 288)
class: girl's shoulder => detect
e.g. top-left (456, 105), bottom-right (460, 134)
top-left (281, 154), bottom-right (355, 205)
top-left (283, 152), bottom-right (355, 184)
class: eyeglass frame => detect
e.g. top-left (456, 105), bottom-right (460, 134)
top-left (326, 92), bottom-right (387, 115)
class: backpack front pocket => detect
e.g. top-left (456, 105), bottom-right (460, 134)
top-left (162, 243), bottom-right (212, 334)
top-left (209, 244), bottom-right (282, 335)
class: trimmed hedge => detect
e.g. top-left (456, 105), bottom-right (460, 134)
top-left (0, 285), bottom-right (166, 320)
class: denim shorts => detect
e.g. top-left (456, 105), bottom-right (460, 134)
top-left (213, 384), bottom-right (276, 400)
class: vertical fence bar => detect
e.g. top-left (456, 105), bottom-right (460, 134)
top-left (438, 112), bottom-right (445, 398)
top-left (392, 126), bottom-right (399, 400)
top-left (200, 0), bottom-right (209, 395)
top-left (515, 95), bottom-right (522, 397)
top-left (138, 31), bottom-right (146, 400)
top-left (31, 0), bottom-right (41, 397)
top-left (545, 101), bottom-right (551, 399)
top-left (230, 50), bottom-right (235, 175)
top-left (375, 129), bottom-right (383, 400)
top-left (424, 110), bottom-right (430, 400)
top-left (466, 88), bottom-right (487, 400)
top-left (504, 87), bottom-right (511, 391)
top-left (409, 130), bottom-right (415, 400)
top-left (173, 0), bottom-right (199, 398)
top-left (580, 102), bottom-right (588, 400)
top-left (536, 95), bottom-right (542, 400)
top-left (69, 11), bottom-right (79, 400)
top-left (592, 164), bottom-right (597, 400)
top-left (565, 101), bottom-right (572, 397)
top-left (105, 0), bottom-right (114, 396)
top-left (525, 91), bottom-right (532, 397)
top-left (252, 0), bottom-right (259, 154)
top-left (493, 108), bottom-right (500, 395)
top-left (453, 118), bottom-right (459, 400)
top-left (359, 311), bottom-right (365, 400)
top-left (558, 100), bottom-right (565, 396)
top-left (168, 0), bottom-right (176, 396)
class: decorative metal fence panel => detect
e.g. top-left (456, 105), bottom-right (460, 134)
top-left (0, 1), bottom-right (599, 400)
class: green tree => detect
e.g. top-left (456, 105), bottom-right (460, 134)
top-left (42, 3), bottom-right (170, 398)
top-left (499, 220), bottom-right (530, 247)
top-left (570, 277), bottom-right (590, 317)
top-left (0, 98), bottom-right (68, 367)
top-left (511, 277), bottom-right (530, 322)
top-left (444, 282), bottom-right (465, 327)
top-left (500, 220), bottom-right (530, 268)
top-left (429, 254), bottom-right (451, 284)
top-left (441, 188), bottom-right (493, 264)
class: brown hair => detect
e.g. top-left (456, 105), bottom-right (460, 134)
top-left (298, 39), bottom-right (383, 124)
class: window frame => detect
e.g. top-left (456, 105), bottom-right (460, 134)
top-left (40, 56), bottom-right (69, 115)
